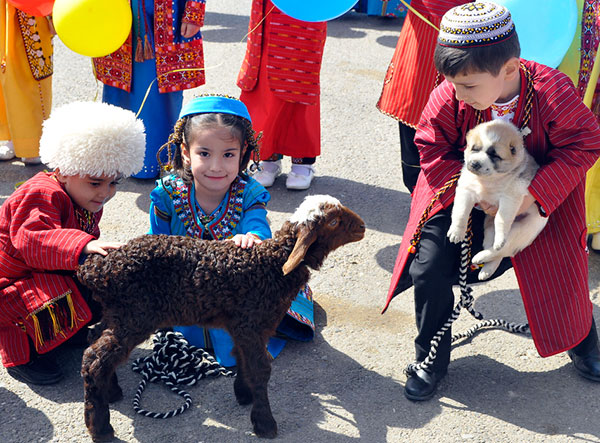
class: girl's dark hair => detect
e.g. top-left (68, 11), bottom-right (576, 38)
top-left (157, 113), bottom-right (260, 185)
top-left (434, 32), bottom-right (521, 78)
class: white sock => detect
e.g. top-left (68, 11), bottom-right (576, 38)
top-left (291, 164), bottom-right (313, 176)
top-left (260, 160), bottom-right (281, 173)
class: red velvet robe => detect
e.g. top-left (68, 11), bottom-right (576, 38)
top-left (0, 173), bottom-right (97, 366)
top-left (384, 61), bottom-right (600, 357)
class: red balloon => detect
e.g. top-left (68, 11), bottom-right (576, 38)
top-left (7, 0), bottom-right (54, 16)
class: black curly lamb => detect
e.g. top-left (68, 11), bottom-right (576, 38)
top-left (77, 195), bottom-right (365, 441)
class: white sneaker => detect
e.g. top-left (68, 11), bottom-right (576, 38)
top-left (0, 141), bottom-right (15, 161)
top-left (286, 164), bottom-right (315, 190)
top-left (252, 160), bottom-right (282, 187)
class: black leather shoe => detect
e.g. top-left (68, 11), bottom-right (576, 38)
top-left (6, 354), bottom-right (63, 385)
top-left (568, 348), bottom-right (600, 382)
top-left (404, 368), bottom-right (446, 401)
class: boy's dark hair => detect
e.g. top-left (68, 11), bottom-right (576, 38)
top-left (157, 113), bottom-right (259, 185)
top-left (434, 32), bottom-right (521, 77)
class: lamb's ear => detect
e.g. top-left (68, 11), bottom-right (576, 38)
top-left (282, 225), bottom-right (317, 275)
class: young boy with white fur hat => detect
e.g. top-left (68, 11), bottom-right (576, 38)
top-left (0, 101), bottom-right (145, 385)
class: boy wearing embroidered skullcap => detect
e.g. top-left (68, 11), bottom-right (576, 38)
top-left (383, 2), bottom-right (600, 401)
top-left (0, 101), bottom-right (145, 385)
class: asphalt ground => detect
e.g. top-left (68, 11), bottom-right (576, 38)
top-left (1, 1), bottom-right (599, 442)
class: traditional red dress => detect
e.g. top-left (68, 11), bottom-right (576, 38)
top-left (237, 0), bottom-right (327, 159)
top-left (0, 172), bottom-right (98, 366)
top-left (384, 60), bottom-right (600, 357)
top-left (376, 0), bottom-right (464, 127)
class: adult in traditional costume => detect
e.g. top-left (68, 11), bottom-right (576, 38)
top-left (94, 0), bottom-right (206, 179)
top-left (377, 0), bottom-right (465, 192)
top-left (384, 2), bottom-right (600, 401)
top-left (0, 1), bottom-right (53, 163)
top-left (238, 0), bottom-right (327, 190)
top-left (0, 102), bottom-right (145, 384)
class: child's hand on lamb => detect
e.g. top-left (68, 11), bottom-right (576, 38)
top-left (83, 240), bottom-right (126, 256)
top-left (230, 233), bottom-right (263, 249)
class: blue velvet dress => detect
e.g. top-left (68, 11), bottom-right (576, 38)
top-left (149, 173), bottom-right (315, 366)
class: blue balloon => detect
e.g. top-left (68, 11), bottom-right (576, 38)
top-left (495, 0), bottom-right (578, 68)
top-left (271, 0), bottom-right (357, 22)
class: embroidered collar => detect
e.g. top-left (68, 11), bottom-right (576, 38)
top-left (491, 94), bottom-right (519, 119)
top-left (168, 175), bottom-right (247, 240)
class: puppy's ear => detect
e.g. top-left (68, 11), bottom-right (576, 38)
top-left (508, 128), bottom-right (524, 156)
top-left (465, 127), bottom-right (477, 150)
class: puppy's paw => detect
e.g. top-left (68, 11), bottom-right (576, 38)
top-left (479, 260), bottom-right (502, 280)
top-left (478, 269), bottom-right (493, 281)
top-left (447, 224), bottom-right (466, 244)
top-left (493, 238), bottom-right (506, 251)
top-left (472, 249), bottom-right (495, 264)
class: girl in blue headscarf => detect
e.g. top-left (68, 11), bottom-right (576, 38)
top-left (148, 95), bottom-right (315, 366)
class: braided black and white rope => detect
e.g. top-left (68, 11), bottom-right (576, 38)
top-left (131, 330), bottom-right (234, 419)
top-left (405, 234), bottom-right (530, 376)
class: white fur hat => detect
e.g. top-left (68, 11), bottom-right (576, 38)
top-left (40, 101), bottom-right (146, 177)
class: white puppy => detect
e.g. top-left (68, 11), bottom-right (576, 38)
top-left (447, 120), bottom-right (548, 280)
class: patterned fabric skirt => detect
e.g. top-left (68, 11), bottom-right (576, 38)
top-left (174, 284), bottom-right (315, 367)
top-left (103, 58), bottom-right (182, 179)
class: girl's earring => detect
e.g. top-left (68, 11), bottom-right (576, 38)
top-left (248, 133), bottom-right (262, 173)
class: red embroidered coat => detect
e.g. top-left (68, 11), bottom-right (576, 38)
top-left (384, 61), bottom-right (600, 357)
top-left (377, 0), bottom-right (464, 127)
top-left (236, 0), bottom-right (327, 106)
top-left (0, 173), bottom-right (98, 366)
top-left (93, 0), bottom-right (206, 94)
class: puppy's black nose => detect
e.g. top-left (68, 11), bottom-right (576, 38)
top-left (469, 160), bottom-right (481, 171)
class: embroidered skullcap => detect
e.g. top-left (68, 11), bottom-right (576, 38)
top-left (40, 101), bottom-right (146, 178)
top-left (438, 2), bottom-right (515, 48)
top-left (179, 95), bottom-right (252, 123)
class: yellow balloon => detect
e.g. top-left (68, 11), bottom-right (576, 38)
top-left (53, 0), bottom-right (132, 57)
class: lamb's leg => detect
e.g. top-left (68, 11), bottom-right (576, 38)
top-left (232, 332), bottom-right (277, 439)
top-left (81, 328), bottom-right (142, 441)
top-left (233, 344), bottom-right (253, 405)
top-left (107, 371), bottom-right (123, 403)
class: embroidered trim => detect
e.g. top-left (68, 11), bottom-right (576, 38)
top-left (168, 175), bottom-right (247, 240)
top-left (74, 206), bottom-right (99, 235)
top-left (182, 1), bottom-right (206, 26)
top-left (154, 206), bottom-right (172, 222)
top-left (16, 11), bottom-right (53, 80)
top-left (491, 95), bottom-right (519, 119)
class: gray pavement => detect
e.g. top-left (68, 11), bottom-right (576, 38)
top-left (1, 1), bottom-right (599, 442)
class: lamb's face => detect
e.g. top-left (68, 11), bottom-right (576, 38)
top-left (316, 204), bottom-right (366, 249)
top-left (282, 196), bottom-right (365, 275)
